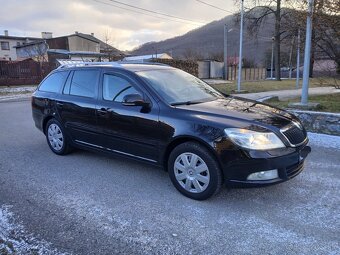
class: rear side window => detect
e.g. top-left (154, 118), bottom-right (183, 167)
top-left (103, 74), bottom-right (139, 102)
top-left (69, 70), bottom-right (99, 98)
top-left (39, 71), bottom-right (69, 93)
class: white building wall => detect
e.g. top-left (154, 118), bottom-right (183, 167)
top-left (0, 39), bottom-right (21, 60)
top-left (0, 38), bottom-right (38, 61)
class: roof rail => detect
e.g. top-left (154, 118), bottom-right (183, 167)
top-left (56, 59), bottom-right (122, 69)
top-left (56, 59), bottom-right (169, 69)
top-left (117, 60), bottom-right (169, 66)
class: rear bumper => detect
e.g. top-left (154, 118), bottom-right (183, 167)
top-left (223, 145), bottom-right (311, 187)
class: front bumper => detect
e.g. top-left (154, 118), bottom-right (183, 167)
top-left (222, 145), bottom-right (311, 187)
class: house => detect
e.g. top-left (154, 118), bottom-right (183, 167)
top-left (0, 30), bottom-right (40, 61)
top-left (15, 40), bottom-right (49, 62)
top-left (123, 53), bottom-right (172, 61)
top-left (15, 31), bottom-right (123, 62)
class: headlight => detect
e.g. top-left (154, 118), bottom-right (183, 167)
top-left (224, 128), bottom-right (285, 150)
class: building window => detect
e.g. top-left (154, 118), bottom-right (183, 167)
top-left (1, 41), bottom-right (10, 50)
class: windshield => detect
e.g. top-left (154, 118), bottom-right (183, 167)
top-left (137, 69), bottom-right (223, 105)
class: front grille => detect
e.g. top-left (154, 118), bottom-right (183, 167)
top-left (282, 125), bottom-right (306, 145)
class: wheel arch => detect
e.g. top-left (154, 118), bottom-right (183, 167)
top-left (42, 115), bottom-right (55, 134)
top-left (162, 136), bottom-right (222, 173)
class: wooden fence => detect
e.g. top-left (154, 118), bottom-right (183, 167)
top-left (226, 66), bottom-right (267, 81)
top-left (0, 60), bottom-right (57, 86)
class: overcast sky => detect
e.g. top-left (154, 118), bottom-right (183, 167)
top-left (0, 0), bottom-right (237, 51)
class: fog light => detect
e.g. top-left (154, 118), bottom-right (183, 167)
top-left (247, 169), bottom-right (279, 181)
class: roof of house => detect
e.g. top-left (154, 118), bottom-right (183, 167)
top-left (14, 40), bottom-right (46, 48)
top-left (51, 32), bottom-right (122, 55)
top-left (0, 35), bottom-right (40, 41)
top-left (47, 49), bottom-right (106, 57)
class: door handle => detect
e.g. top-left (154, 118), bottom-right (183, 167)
top-left (97, 107), bottom-right (110, 115)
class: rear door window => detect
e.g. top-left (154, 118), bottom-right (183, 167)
top-left (39, 71), bottom-right (69, 93)
top-left (69, 70), bottom-right (99, 98)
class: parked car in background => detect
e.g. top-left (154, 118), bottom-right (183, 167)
top-left (32, 62), bottom-right (311, 200)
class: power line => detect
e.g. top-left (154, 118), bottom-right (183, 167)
top-left (195, 0), bottom-right (234, 14)
top-left (92, 0), bottom-right (203, 26)
top-left (195, 0), bottom-right (276, 27)
top-left (106, 0), bottom-right (205, 25)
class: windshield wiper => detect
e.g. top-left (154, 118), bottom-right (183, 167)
top-left (170, 100), bottom-right (205, 106)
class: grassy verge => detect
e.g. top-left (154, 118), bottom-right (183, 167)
top-left (266, 93), bottom-right (340, 113)
top-left (210, 78), bottom-right (336, 94)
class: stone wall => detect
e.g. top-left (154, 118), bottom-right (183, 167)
top-left (151, 59), bottom-right (198, 77)
top-left (290, 110), bottom-right (340, 136)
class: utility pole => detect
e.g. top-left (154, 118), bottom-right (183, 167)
top-left (296, 29), bottom-right (301, 89)
top-left (224, 24), bottom-right (228, 80)
top-left (301, 0), bottom-right (314, 105)
top-left (224, 25), bottom-right (233, 80)
top-left (237, 0), bottom-right (244, 92)
top-left (288, 36), bottom-right (295, 79)
top-left (270, 37), bottom-right (275, 79)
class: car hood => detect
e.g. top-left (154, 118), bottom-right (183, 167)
top-left (175, 96), bottom-right (296, 130)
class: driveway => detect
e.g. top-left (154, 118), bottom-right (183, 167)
top-left (0, 101), bottom-right (339, 255)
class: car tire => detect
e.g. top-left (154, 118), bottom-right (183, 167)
top-left (168, 142), bottom-right (223, 200)
top-left (45, 118), bottom-right (71, 155)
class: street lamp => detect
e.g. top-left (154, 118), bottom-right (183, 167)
top-left (301, 0), bottom-right (314, 105)
top-left (296, 29), bottom-right (301, 88)
top-left (237, 0), bottom-right (244, 92)
top-left (270, 36), bottom-right (275, 80)
top-left (224, 25), bottom-right (233, 80)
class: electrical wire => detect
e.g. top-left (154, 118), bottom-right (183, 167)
top-left (195, 0), bottom-right (235, 14)
top-left (92, 0), bottom-right (204, 26)
top-left (106, 0), bottom-right (206, 25)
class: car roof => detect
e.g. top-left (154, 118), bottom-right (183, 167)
top-left (121, 64), bottom-right (174, 72)
top-left (56, 62), bottom-right (175, 73)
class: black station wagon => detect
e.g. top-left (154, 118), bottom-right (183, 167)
top-left (32, 62), bottom-right (311, 200)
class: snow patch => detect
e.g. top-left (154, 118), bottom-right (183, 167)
top-left (0, 86), bottom-right (36, 93)
top-left (0, 205), bottom-right (67, 255)
top-left (307, 132), bottom-right (340, 149)
top-left (0, 94), bottom-right (31, 101)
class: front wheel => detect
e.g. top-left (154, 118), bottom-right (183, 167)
top-left (45, 119), bottom-right (71, 155)
top-left (168, 142), bottom-right (223, 200)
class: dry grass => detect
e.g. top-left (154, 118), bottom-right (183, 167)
top-left (266, 93), bottom-right (340, 113)
top-left (210, 78), bottom-right (337, 94)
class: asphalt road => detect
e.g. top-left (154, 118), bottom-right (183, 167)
top-left (0, 101), bottom-right (339, 255)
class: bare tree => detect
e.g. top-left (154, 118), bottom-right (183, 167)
top-left (182, 48), bottom-right (203, 61)
top-left (236, 0), bottom-right (286, 81)
top-left (312, 0), bottom-right (339, 74)
top-left (21, 41), bottom-right (48, 62)
top-left (102, 29), bottom-right (118, 61)
top-left (282, 0), bottom-right (339, 77)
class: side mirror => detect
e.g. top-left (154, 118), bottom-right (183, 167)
top-left (122, 94), bottom-right (149, 107)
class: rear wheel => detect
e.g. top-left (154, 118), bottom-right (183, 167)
top-left (168, 142), bottom-right (223, 200)
top-left (45, 119), bottom-right (71, 155)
